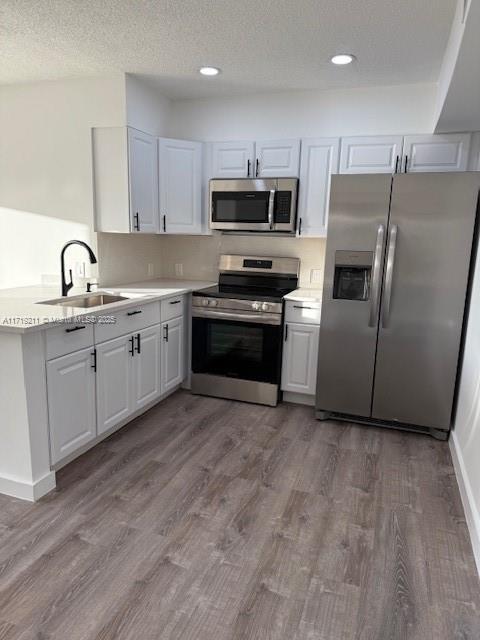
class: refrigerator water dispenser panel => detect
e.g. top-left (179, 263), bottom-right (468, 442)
top-left (333, 251), bottom-right (373, 301)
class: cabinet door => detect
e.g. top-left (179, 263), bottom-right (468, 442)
top-left (298, 138), bottom-right (340, 237)
top-left (210, 141), bottom-right (254, 178)
top-left (162, 317), bottom-right (184, 393)
top-left (281, 323), bottom-right (319, 395)
top-left (468, 132), bottom-right (480, 171)
top-left (339, 136), bottom-right (403, 174)
top-left (132, 325), bottom-right (161, 411)
top-left (96, 335), bottom-right (133, 435)
top-left (128, 127), bottom-right (159, 233)
top-left (159, 138), bottom-right (202, 234)
top-left (47, 348), bottom-right (96, 464)
top-left (403, 134), bottom-right (471, 172)
top-left (255, 139), bottom-right (300, 177)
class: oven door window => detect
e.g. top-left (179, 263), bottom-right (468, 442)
top-left (212, 192), bottom-right (270, 223)
top-left (192, 317), bottom-right (281, 383)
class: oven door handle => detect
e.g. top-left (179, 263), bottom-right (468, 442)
top-left (192, 308), bottom-right (281, 326)
top-left (268, 189), bottom-right (276, 230)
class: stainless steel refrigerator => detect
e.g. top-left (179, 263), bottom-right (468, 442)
top-left (316, 172), bottom-right (480, 440)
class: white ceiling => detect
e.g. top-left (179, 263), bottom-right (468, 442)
top-left (1, 0), bottom-right (457, 99)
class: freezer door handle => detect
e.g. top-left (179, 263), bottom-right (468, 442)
top-left (368, 224), bottom-right (386, 327)
top-left (381, 224), bottom-right (398, 328)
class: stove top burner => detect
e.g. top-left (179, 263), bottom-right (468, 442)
top-left (195, 285), bottom-right (290, 303)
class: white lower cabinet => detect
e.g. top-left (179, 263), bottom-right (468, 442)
top-left (47, 347), bottom-right (97, 464)
top-left (96, 334), bottom-right (133, 436)
top-left (281, 322), bottom-right (320, 395)
top-left (162, 316), bottom-right (184, 393)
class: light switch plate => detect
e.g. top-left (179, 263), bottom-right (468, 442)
top-left (310, 269), bottom-right (323, 283)
top-left (147, 263), bottom-right (154, 277)
top-left (175, 263), bottom-right (184, 277)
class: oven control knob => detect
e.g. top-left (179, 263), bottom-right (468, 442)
top-left (261, 302), bottom-right (270, 312)
top-left (252, 302), bottom-right (261, 311)
top-left (210, 299), bottom-right (218, 307)
top-left (201, 299), bottom-right (209, 307)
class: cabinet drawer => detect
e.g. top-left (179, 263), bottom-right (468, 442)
top-left (285, 301), bottom-right (321, 325)
top-left (161, 295), bottom-right (185, 322)
top-left (46, 322), bottom-right (94, 360)
top-left (94, 301), bottom-right (160, 344)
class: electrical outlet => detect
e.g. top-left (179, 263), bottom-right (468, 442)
top-left (175, 263), bottom-right (184, 277)
top-left (310, 269), bottom-right (323, 283)
top-left (75, 261), bottom-right (85, 277)
top-left (147, 263), bottom-right (154, 277)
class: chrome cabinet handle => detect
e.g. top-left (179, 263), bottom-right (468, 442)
top-left (382, 225), bottom-right (398, 328)
top-left (268, 189), bottom-right (275, 230)
top-left (368, 224), bottom-right (385, 328)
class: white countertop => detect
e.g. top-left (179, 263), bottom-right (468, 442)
top-left (0, 279), bottom-right (216, 334)
top-left (284, 288), bottom-right (323, 304)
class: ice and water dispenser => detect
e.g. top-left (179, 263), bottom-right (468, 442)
top-left (333, 250), bottom-right (373, 301)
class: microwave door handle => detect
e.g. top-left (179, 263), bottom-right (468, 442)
top-left (268, 189), bottom-right (275, 230)
top-left (368, 224), bottom-right (385, 327)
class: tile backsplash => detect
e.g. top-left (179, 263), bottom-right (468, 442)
top-left (159, 235), bottom-right (326, 287)
top-left (97, 232), bottom-right (326, 288)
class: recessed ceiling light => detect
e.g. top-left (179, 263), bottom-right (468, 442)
top-left (199, 66), bottom-right (221, 76)
top-left (330, 54), bottom-right (355, 65)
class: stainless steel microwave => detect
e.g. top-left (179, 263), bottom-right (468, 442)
top-left (209, 178), bottom-right (298, 233)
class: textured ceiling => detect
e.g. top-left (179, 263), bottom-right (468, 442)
top-left (1, 0), bottom-right (456, 99)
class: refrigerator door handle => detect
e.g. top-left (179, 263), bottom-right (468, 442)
top-left (368, 224), bottom-right (386, 327)
top-left (381, 224), bottom-right (398, 328)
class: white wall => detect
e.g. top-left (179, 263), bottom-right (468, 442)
top-left (125, 74), bottom-right (172, 136)
top-left (169, 82), bottom-right (437, 140)
top-left (451, 238), bottom-right (480, 573)
top-left (0, 75), bottom-right (126, 289)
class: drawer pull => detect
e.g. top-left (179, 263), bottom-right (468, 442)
top-left (127, 310), bottom-right (142, 316)
top-left (129, 336), bottom-right (135, 356)
top-left (135, 333), bottom-right (141, 354)
top-left (293, 305), bottom-right (316, 310)
top-left (169, 300), bottom-right (181, 305)
top-left (65, 325), bottom-right (86, 333)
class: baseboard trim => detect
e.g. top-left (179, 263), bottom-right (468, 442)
top-left (0, 470), bottom-right (56, 502)
top-left (449, 431), bottom-right (480, 576)
top-left (282, 391), bottom-right (315, 406)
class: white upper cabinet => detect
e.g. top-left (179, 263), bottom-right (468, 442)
top-left (210, 141), bottom-right (255, 178)
top-left (158, 138), bottom-right (202, 234)
top-left (93, 126), bottom-right (159, 234)
top-left (255, 139), bottom-right (301, 177)
top-left (403, 134), bottom-right (471, 172)
top-left (208, 139), bottom-right (301, 179)
top-left (339, 136), bottom-right (404, 174)
top-left (47, 347), bottom-right (96, 464)
top-left (128, 128), bottom-right (160, 233)
top-left (297, 138), bottom-right (339, 237)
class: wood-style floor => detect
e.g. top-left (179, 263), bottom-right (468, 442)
top-left (0, 391), bottom-right (479, 639)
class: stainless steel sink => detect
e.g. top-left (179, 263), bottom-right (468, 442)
top-left (40, 293), bottom-right (128, 308)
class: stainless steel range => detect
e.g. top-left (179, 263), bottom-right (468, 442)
top-left (191, 255), bottom-right (299, 406)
